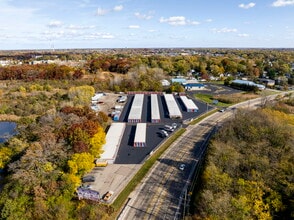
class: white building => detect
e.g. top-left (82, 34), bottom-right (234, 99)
top-left (161, 79), bottom-right (171, 86)
top-left (100, 123), bottom-right (126, 163)
top-left (128, 94), bottom-right (144, 123)
top-left (134, 123), bottom-right (147, 147)
top-left (151, 94), bottom-right (160, 123)
top-left (164, 94), bottom-right (182, 119)
top-left (180, 96), bottom-right (198, 112)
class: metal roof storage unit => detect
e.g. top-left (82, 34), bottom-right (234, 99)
top-left (164, 94), bottom-right (182, 119)
top-left (151, 94), bottom-right (160, 123)
top-left (77, 188), bottom-right (100, 201)
top-left (100, 122), bottom-right (126, 163)
top-left (134, 123), bottom-right (146, 147)
top-left (128, 94), bottom-right (144, 123)
top-left (180, 95), bottom-right (199, 112)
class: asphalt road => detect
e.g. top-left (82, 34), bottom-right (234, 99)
top-left (118, 111), bottom-right (230, 220)
top-left (117, 92), bottom-right (293, 220)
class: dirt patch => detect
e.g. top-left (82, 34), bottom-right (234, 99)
top-left (94, 92), bottom-right (126, 115)
top-left (0, 114), bottom-right (21, 121)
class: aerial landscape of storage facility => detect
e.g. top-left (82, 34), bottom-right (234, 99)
top-left (100, 122), bottom-right (126, 163)
top-left (133, 123), bottom-right (147, 147)
top-left (164, 94), bottom-right (183, 119)
top-left (151, 94), bottom-right (160, 123)
top-left (98, 92), bottom-right (207, 164)
top-left (180, 95), bottom-right (199, 112)
top-left (128, 94), bottom-right (144, 123)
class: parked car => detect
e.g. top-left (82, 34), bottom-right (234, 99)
top-left (179, 164), bottom-right (185, 171)
top-left (79, 184), bottom-right (92, 190)
top-left (82, 175), bottom-right (95, 183)
top-left (161, 130), bottom-right (169, 137)
top-left (117, 96), bottom-right (127, 103)
top-left (219, 108), bottom-right (226, 112)
top-left (164, 125), bottom-right (174, 132)
top-left (171, 123), bottom-right (177, 129)
top-left (103, 190), bottom-right (114, 201)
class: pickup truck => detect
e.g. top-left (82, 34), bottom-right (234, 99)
top-left (103, 191), bottom-right (114, 201)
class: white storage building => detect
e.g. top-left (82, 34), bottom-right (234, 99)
top-left (100, 122), bottom-right (126, 163)
top-left (128, 94), bottom-right (144, 123)
top-left (180, 95), bottom-right (199, 112)
top-left (151, 94), bottom-right (160, 123)
top-left (134, 123), bottom-right (147, 147)
top-left (164, 94), bottom-right (182, 119)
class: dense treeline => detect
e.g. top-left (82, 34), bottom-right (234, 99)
top-left (0, 64), bottom-right (84, 80)
top-left (2, 49), bottom-right (293, 83)
top-left (88, 56), bottom-right (135, 74)
top-left (85, 50), bottom-right (294, 80)
top-left (193, 101), bottom-right (294, 219)
top-left (0, 104), bottom-right (111, 219)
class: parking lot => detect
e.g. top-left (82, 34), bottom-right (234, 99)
top-left (114, 93), bottom-right (213, 164)
top-left (87, 85), bottom-right (240, 202)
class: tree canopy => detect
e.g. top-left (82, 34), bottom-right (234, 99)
top-left (194, 104), bottom-right (294, 219)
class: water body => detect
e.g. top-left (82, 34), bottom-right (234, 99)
top-left (0, 121), bottom-right (17, 143)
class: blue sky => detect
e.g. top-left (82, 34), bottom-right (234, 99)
top-left (0, 0), bottom-right (293, 49)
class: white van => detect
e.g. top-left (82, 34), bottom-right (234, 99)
top-left (164, 125), bottom-right (174, 132)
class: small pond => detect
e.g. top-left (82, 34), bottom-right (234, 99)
top-left (0, 121), bottom-right (17, 143)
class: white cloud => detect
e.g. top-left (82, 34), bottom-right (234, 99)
top-left (148, 29), bottom-right (156, 32)
top-left (134, 12), bottom-right (153, 20)
top-left (238, 33), bottom-right (249, 37)
top-left (271, 0), bottom-right (294, 7)
top-left (212, 28), bottom-right (238, 33)
top-left (96, 7), bottom-right (108, 16)
top-left (190, 20), bottom-right (200, 25)
top-left (41, 30), bottom-right (65, 40)
top-left (47, 20), bottom-right (63, 28)
top-left (83, 32), bottom-right (114, 40)
top-left (159, 16), bottom-right (201, 26)
top-left (128, 25), bottom-right (140, 29)
top-left (239, 2), bottom-right (256, 9)
top-left (160, 16), bottom-right (186, 26)
top-left (67, 24), bottom-right (95, 30)
top-left (205, 19), bottom-right (213, 22)
top-left (113, 5), bottom-right (123, 11)
top-left (101, 34), bottom-right (114, 39)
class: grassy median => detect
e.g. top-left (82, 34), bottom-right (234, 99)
top-left (110, 128), bottom-right (186, 218)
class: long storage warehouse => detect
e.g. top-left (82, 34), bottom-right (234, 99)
top-left (164, 94), bottom-right (182, 119)
top-left (151, 94), bottom-right (160, 123)
top-left (100, 122), bottom-right (126, 163)
top-left (134, 123), bottom-right (147, 147)
top-left (128, 94), bottom-right (144, 123)
top-left (180, 95), bottom-right (199, 112)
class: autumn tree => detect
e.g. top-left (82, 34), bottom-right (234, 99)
top-left (194, 106), bottom-right (294, 219)
top-left (67, 152), bottom-right (95, 176)
top-left (68, 85), bottom-right (95, 106)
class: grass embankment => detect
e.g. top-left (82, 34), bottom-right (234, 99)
top-left (110, 128), bottom-right (186, 218)
top-left (194, 92), bottom-right (262, 108)
top-left (189, 110), bottom-right (218, 126)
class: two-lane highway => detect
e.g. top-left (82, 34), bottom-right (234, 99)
top-left (118, 112), bottom-right (228, 220)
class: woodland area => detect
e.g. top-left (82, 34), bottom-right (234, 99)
top-left (193, 99), bottom-right (294, 220)
top-left (0, 48), bottom-right (294, 91)
top-left (0, 104), bottom-right (111, 219)
top-left (0, 48), bottom-right (293, 219)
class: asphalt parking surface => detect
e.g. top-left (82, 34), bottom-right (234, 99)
top-left (114, 94), bottom-right (214, 164)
